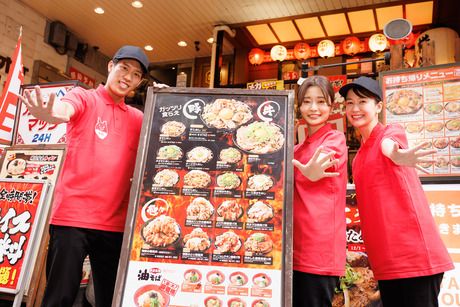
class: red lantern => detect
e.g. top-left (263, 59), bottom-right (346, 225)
top-left (248, 48), bottom-right (265, 65)
top-left (293, 42), bottom-right (310, 60)
top-left (401, 32), bottom-right (417, 48)
top-left (342, 36), bottom-right (361, 56)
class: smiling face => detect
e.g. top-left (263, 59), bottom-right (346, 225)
top-left (299, 85), bottom-right (332, 135)
top-left (345, 88), bottom-right (382, 139)
top-left (105, 59), bottom-right (143, 102)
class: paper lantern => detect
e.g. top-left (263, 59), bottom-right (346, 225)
top-left (248, 48), bottom-right (265, 65)
top-left (342, 36), bottom-right (361, 56)
top-left (270, 45), bottom-right (287, 61)
top-left (369, 34), bottom-right (388, 52)
top-left (317, 40), bottom-right (335, 58)
top-left (294, 42), bottom-right (310, 60)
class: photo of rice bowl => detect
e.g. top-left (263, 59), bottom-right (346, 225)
top-left (186, 197), bottom-right (214, 220)
top-left (244, 233), bottom-right (273, 254)
top-left (217, 200), bottom-right (243, 221)
top-left (153, 169), bottom-right (179, 187)
top-left (183, 170), bottom-right (212, 188)
top-left (160, 121), bottom-right (186, 137)
top-left (157, 145), bottom-right (183, 160)
top-left (246, 201), bottom-right (274, 223)
top-left (247, 174), bottom-right (274, 191)
top-left (186, 146), bottom-right (213, 163)
top-left (229, 272), bottom-right (248, 286)
top-left (235, 121), bottom-right (284, 154)
top-left (219, 148), bottom-right (242, 164)
top-left (183, 228), bottom-right (211, 252)
top-left (214, 231), bottom-right (242, 253)
top-left (141, 215), bottom-right (180, 248)
top-left (201, 98), bottom-right (253, 129)
top-left (216, 172), bottom-right (241, 189)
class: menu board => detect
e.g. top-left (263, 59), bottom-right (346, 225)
top-left (115, 88), bottom-right (294, 307)
top-left (381, 64), bottom-right (460, 179)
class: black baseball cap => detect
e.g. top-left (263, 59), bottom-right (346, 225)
top-left (113, 45), bottom-right (149, 73)
top-left (339, 76), bottom-right (382, 101)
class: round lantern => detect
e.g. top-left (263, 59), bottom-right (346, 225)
top-left (317, 40), bottom-right (335, 58)
top-left (270, 45), bottom-right (287, 61)
top-left (294, 42), bottom-right (310, 60)
top-left (369, 33), bottom-right (388, 52)
top-left (248, 48), bottom-right (265, 65)
top-left (342, 36), bottom-right (361, 56)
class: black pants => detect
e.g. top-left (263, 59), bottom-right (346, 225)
top-left (293, 270), bottom-right (339, 307)
top-left (41, 225), bottom-right (123, 307)
top-left (378, 273), bottom-right (444, 307)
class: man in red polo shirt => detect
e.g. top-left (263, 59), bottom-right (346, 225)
top-left (21, 45), bottom-right (149, 307)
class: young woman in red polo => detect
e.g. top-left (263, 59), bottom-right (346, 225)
top-left (292, 75), bottom-right (348, 307)
top-left (340, 76), bottom-right (453, 307)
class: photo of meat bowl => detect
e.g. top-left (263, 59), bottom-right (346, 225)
top-left (207, 270), bottom-right (225, 285)
top-left (160, 120), bottom-right (186, 137)
top-left (184, 269), bottom-right (201, 284)
top-left (229, 272), bottom-right (248, 286)
top-left (228, 298), bottom-right (246, 307)
top-left (141, 215), bottom-right (180, 248)
top-left (183, 227), bottom-right (211, 252)
top-left (219, 147), bottom-right (242, 164)
top-left (183, 170), bottom-right (212, 188)
top-left (445, 101), bottom-right (460, 113)
top-left (205, 296), bottom-right (222, 307)
top-left (6, 158), bottom-right (27, 175)
top-left (236, 121), bottom-right (285, 154)
top-left (386, 89), bottom-right (423, 115)
top-left (244, 233), bottom-right (273, 254)
top-left (217, 200), bottom-right (243, 221)
top-left (425, 121), bottom-right (444, 133)
top-left (446, 118), bottom-right (460, 131)
top-left (424, 103), bottom-right (443, 115)
top-left (135, 287), bottom-right (168, 307)
top-left (433, 138), bottom-right (448, 149)
top-left (153, 169), bottom-right (179, 187)
top-left (216, 172), bottom-right (241, 189)
top-left (214, 231), bottom-right (242, 253)
top-left (332, 251), bottom-right (380, 307)
top-left (157, 145), bottom-right (183, 160)
top-left (247, 174), bottom-right (274, 191)
top-left (252, 300), bottom-right (270, 307)
top-left (435, 156), bottom-right (449, 169)
top-left (252, 273), bottom-right (271, 288)
top-left (451, 156), bottom-right (460, 167)
top-left (201, 98), bottom-right (253, 130)
top-left (451, 136), bottom-right (460, 148)
top-left (186, 197), bottom-right (214, 220)
top-left (186, 146), bottom-right (213, 163)
top-left (405, 122), bottom-right (423, 134)
top-left (246, 201), bottom-right (274, 223)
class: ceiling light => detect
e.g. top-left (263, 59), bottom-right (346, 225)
top-left (172, 67), bottom-right (176, 70)
top-left (144, 45), bottom-right (153, 51)
top-left (178, 41), bottom-right (187, 47)
top-left (94, 7), bottom-right (105, 14)
top-left (207, 37), bottom-right (214, 44)
top-left (131, 1), bottom-right (143, 8)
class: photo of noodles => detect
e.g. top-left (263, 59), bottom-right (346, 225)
top-left (186, 197), bottom-right (214, 220)
top-left (142, 215), bottom-right (180, 248)
top-left (244, 233), bottom-right (273, 254)
top-left (247, 174), bottom-right (274, 191)
top-left (183, 170), bottom-right (212, 188)
top-left (153, 169), bottom-right (179, 187)
top-left (6, 159), bottom-right (27, 175)
top-left (135, 288), bottom-right (168, 307)
top-left (217, 200), bottom-right (243, 221)
top-left (386, 89), bottom-right (423, 115)
top-left (205, 296), bottom-right (222, 307)
top-left (186, 146), bottom-right (213, 163)
top-left (160, 121), bottom-right (186, 137)
top-left (229, 272), bottom-right (248, 286)
top-left (183, 228), bottom-right (211, 252)
top-left (219, 148), bottom-right (242, 164)
top-left (157, 145), bottom-right (183, 160)
top-left (216, 172), bottom-right (241, 189)
top-left (236, 121), bottom-right (285, 154)
top-left (424, 103), bottom-right (443, 115)
top-left (446, 119), bottom-right (460, 131)
top-left (433, 138), bottom-right (448, 149)
top-left (451, 136), bottom-right (460, 148)
top-left (247, 201), bottom-right (274, 223)
top-left (228, 298), bottom-right (246, 307)
top-left (201, 98), bottom-right (253, 129)
top-left (214, 231), bottom-right (242, 253)
top-left (445, 101), bottom-right (460, 113)
top-left (207, 271), bottom-right (225, 285)
top-left (405, 122), bottom-right (423, 133)
top-left (252, 273), bottom-right (271, 288)
top-left (253, 300), bottom-right (270, 307)
top-left (184, 269), bottom-right (201, 283)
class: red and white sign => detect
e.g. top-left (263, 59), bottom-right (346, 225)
top-left (69, 67), bottom-right (96, 89)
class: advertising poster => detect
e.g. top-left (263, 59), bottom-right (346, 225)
top-left (14, 81), bottom-right (80, 145)
top-left (116, 88), bottom-right (294, 307)
top-left (0, 180), bottom-right (49, 294)
top-left (381, 65), bottom-right (460, 179)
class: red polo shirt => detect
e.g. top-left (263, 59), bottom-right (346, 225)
top-left (352, 123), bottom-right (453, 280)
top-left (293, 124), bottom-right (348, 276)
top-left (50, 85), bottom-right (143, 232)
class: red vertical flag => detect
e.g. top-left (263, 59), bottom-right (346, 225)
top-left (0, 28), bottom-right (24, 145)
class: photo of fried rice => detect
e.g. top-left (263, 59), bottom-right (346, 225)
top-left (445, 101), bottom-right (460, 113)
top-left (451, 136), bottom-right (460, 148)
top-left (405, 122), bottom-right (423, 133)
top-left (244, 233), bottom-right (273, 254)
top-left (216, 172), bottom-right (241, 189)
top-left (205, 296), bottom-right (222, 307)
top-left (228, 298), bottom-right (246, 307)
top-left (186, 146), bottom-right (213, 163)
top-left (236, 121), bottom-right (285, 154)
top-left (135, 288), bottom-right (168, 307)
top-left (160, 121), bottom-right (186, 137)
top-left (386, 89), bottom-right (423, 115)
top-left (229, 272), bottom-right (248, 286)
top-left (446, 119), bottom-right (460, 131)
top-left (153, 169), bottom-right (179, 187)
top-left (157, 145), bottom-right (183, 160)
top-left (183, 228), bottom-right (211, 252)
top-left (183, 170), bottom-right (212, 188)
top-left (425, 121), bottom-right (444, 132)
top-left (6, 159), bottom-right (27, 175)
top-left (142, 215), bottom-right (180, 248)
top-left (184, 269), bottom-right (201, 284)
top-left (217, 200), bottom-right (243, 221)
top-left (214, 231), bottom-right (242, 253)
top-left (433, 138), bottom-right (448, 149)
top-left (247, 174), bottom-right (274, 191)
top-left (207, 271), bottom-right (225, 285)
top-left (186, 197), bottom-right (214, 220)
top-left (219, 148), bottom-right (242, 164)
top-left (247, 201), bottom-right (274, 223)
top-left (201, 98), bottom-right (253, 129)
top-left (252, 300), bottom-right (270, 307)
top-left (424, 103), bottom-right (443, 115)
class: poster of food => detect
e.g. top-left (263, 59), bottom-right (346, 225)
top-left (0, 179), bottom-right (50, 294)
top-left (115, 88), bottom-right (294, 307)
top-left (381, 64), bottom-right (460, 179)
top-left (14, 81), bottom-right (81, 145)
